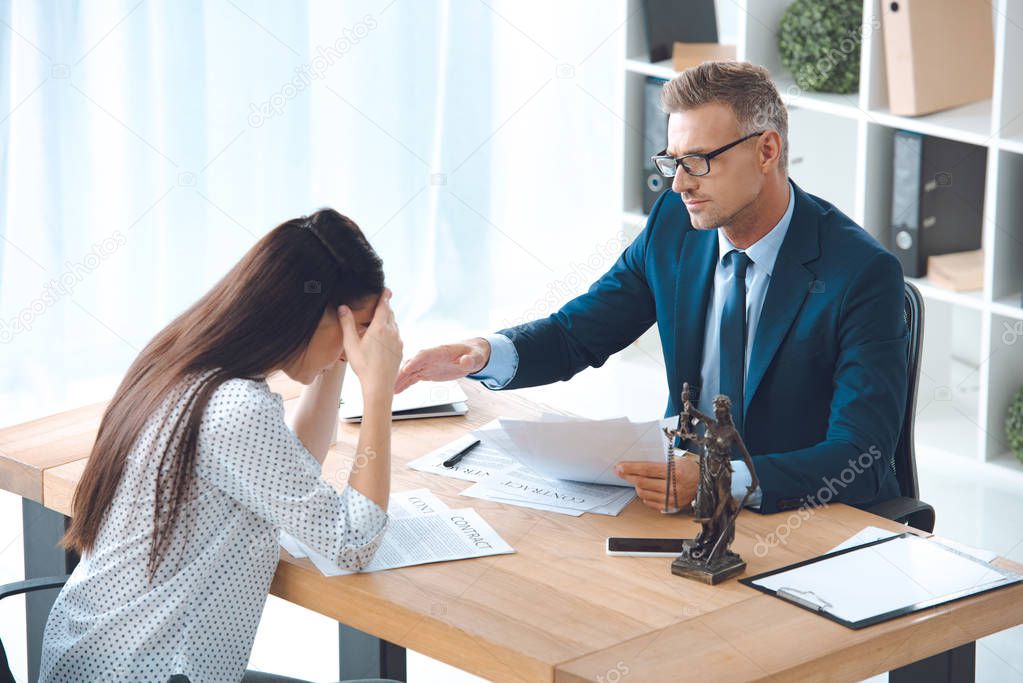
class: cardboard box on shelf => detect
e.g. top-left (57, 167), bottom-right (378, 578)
top-left (927, 249), bottom-right (984, 292)
top-left (671, 42), bottom-right (736, 72)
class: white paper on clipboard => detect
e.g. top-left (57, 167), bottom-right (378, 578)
top-left (749, 534), bottom-right (1021, 626)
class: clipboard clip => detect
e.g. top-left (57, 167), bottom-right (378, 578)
top-left (776, 587), bottom-right (833, 612)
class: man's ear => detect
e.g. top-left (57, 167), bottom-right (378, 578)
top-left (759, 130), bottom-right (783, 172)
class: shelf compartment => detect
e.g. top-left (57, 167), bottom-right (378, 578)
top-left (864, 101), bottom-right (995, 148)
top-left (982, 312), bottom-right (1023, 463)
top-left (989, 149), bottom-right (1023, 307)
top-left (862, 0), bottom-right (999, 146)
top-left (914, 300), bottom-right (985, 461)
top-left (905, 276), bottom-right (986, 311)
top-left (787, 107), bottom-right (859, 219)
top-left (994, 0), bottom-right (1023, 143)
top-left (740, 0), bottom-right (865, 120)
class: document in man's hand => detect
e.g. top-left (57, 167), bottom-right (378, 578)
top-left (280, 489), bottom-right (514, 576)
top-left (407, 419), bottom-right (638, 516)
top-left (496, 415), bottom-right (669, 486)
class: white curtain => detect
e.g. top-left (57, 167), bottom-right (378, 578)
top-left (0, 0), bottom-right (626, 425)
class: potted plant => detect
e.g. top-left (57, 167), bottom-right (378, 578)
top-left (778, 0), bottom-right (862, 94)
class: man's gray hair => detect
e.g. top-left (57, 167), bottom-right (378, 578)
top-left (661, 61), bottom-right (788, 174)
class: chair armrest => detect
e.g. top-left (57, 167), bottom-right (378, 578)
top-left (0, 575), bottom-right (70, 601)
top-left (866, 496), bottom-right (935, 533)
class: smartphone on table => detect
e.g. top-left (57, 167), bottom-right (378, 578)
top-left (605, 537), bottom-right (686, 557)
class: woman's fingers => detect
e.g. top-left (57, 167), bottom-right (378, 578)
top-left (370, 291), bottom-right (392, 327)
top-left (338, 305), bottom-right (359, 353)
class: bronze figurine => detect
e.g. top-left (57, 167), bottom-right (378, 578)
top-left (664, 382), bottom-right (759, 584)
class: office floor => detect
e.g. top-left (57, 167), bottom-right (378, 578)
top-left (1, 344), bottom-right (1021, 682)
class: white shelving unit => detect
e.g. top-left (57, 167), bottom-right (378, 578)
top-left (620, 0), bottom-right (1023, 481)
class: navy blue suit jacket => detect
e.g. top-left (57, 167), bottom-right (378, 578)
top-left (496, 181), bottom-right (907, 514)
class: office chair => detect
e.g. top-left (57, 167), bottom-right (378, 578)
top-left (866, 280), bottom-right (936, 533)
top-left (1, 576), bottom-right (398, 683)
top-left (1, 575), bottom-right (70, 683)
top-left (0, 575), bottom-right (203, 683)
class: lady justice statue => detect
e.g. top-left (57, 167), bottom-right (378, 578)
top-left (663, 382), bottom-right (759, 584)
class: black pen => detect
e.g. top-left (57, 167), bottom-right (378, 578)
top-left (443, 438), bottom-right (481, 468)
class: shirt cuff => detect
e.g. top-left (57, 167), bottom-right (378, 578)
top-left (466, 333), bottom-right (518, 390)
top-left (731, 459), bottom-right (762, 509)
top-left (339, 485), bottom-right (389, 549)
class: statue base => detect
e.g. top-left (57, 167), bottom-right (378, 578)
top-left (670, 539), bottom-right (747, 585)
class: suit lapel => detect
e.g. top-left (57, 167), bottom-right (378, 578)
top-left (672, 227), bottom-right (717, 414)
top-left (744, 184), bottom-right (821, 415)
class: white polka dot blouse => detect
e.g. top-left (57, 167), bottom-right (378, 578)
top-left (38, 373), bottom-right (388, 683)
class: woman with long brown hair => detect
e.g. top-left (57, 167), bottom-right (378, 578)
top-left (38, 209), bottom-right (402, 683)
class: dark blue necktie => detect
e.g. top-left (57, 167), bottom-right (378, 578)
top-left (720, 249), bottom-right (751, 437)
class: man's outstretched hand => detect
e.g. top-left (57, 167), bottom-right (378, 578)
top-left (394, 337), bottom-right (491, 393)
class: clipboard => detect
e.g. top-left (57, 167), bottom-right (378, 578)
top-left (740, 532), bottom-right (1023, 630)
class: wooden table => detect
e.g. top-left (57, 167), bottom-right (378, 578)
top-left (3, 375), bottom-right (1022, 683)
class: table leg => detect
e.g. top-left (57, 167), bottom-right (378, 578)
top-left (890, 641), bottom-right (976, 683)
top-left (339, 623), bottom-right (406, 682)
top-left (22, 499), bottom-right (79, 683)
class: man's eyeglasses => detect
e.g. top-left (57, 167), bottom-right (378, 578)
top-left (651, 131), bottom-right (765, 178)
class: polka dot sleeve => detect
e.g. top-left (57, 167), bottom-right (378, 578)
top-left (196, 378), bottom-right (388, 571)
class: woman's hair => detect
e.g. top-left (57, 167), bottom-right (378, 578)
top-left (61, 208), bottom-right (384, 580)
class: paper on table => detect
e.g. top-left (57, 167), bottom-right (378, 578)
top-left (284, 489), bottom-right (514, 576)
top-left (462, 485), bottom-right (636, 517)
top-left (279, 532), bottom-right (307, 559)
top-left (930, 537), bottom-right (1000, 563)
top-left (754, 533), bottom-right (1019, 625)
top-left (387, 488), bottom-right (449, 518)
top-left (828, 526), bottom-right (900, 554)
top-left (831, 525), bottom-right (999, 563)
top-left (459, 487), bottom-right (582, 517)
top-left (407, 420), bottom-right (519, 482)
top-left (497, 415), bottom-right (669, 486)
top-left (463, 464), bottom-right (626, 512)
top-left (308, 507), bottom-right (514, 576)
top-left (411, 419), bottom-right (640, 515)
top-left (280, 488), bottom-right (449, 559)
top-left (588, 487), bottom-right (637, 515)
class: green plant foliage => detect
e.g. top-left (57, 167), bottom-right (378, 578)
top-left (778, 0), bottom-right (862, 94)
top-left (1007, 385), bottom-right (1023, 464)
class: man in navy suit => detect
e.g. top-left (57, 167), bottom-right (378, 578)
top-left (395, 61), bottom-right (907, 516)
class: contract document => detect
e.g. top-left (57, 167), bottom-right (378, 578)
top-left (280, 488), bottom-right (514, 576)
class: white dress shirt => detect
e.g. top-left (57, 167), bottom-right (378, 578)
top-left (39, 372), bottom-right (388, 683)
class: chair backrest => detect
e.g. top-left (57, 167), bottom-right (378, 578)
top-left (0, 636), bottom-right (13, 683)
top-left (893, 280), bottom-right (925, 499)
